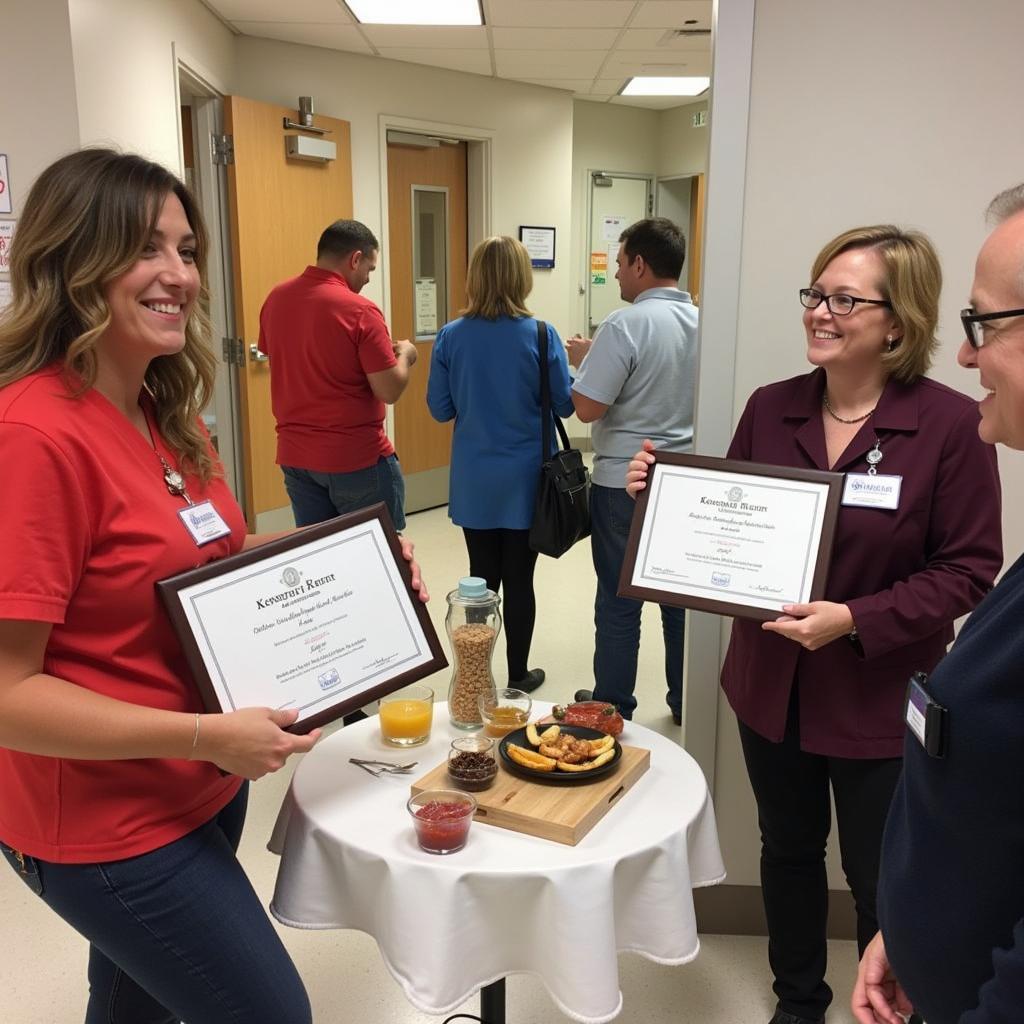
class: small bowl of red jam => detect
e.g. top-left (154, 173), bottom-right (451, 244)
top-left (447, 736), bottom-right (498, 792)
top-left (407, 790), bottom-right (477, 854)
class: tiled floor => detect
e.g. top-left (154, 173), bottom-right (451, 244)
top-left (0, 504), bottom-right (863, 1023)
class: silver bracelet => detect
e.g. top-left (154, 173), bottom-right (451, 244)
top-left (188, 712), bottom-right (201, 759)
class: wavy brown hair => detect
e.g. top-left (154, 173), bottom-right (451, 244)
top-left (0, 148), bottom-right (219, 481)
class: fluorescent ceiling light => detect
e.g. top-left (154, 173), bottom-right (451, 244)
top-left (621, 76), bottom-right (710, 97)
top-left (346, 0), bottom-right (483, 25)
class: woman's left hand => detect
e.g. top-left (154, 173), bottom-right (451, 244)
top-left (400, 536), bottom-right (429, 603)
top-left (761, 601), bottom-right (854, 650)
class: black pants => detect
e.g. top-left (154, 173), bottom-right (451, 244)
top-left (737, 693), bottom-right (903, 1020)
top-left (462, 528), bottom-right (539, 682)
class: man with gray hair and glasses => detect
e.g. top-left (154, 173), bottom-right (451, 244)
top-left (853, 182), bottom-right (1024, 1023)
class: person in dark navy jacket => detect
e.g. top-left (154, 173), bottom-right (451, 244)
top-left (854, 187), bottom-right (1024, 1024)
top-left (628, 225), bottom-right (1003, 1024)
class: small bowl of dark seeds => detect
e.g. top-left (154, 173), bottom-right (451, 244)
top-left (447, 735), bottom-right (498, 792)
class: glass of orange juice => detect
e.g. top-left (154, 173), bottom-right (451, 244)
top-left (379, 684), bottom-right (434, 747)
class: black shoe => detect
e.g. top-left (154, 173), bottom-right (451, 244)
top-left (573, 688), bottom-right (594, 702)
top-left (769, 1012), bottom-right (824, 1024)
top-left (670, 709), bottom-right (682, 727)
top-left (510, 669), bottom-right (545, 694)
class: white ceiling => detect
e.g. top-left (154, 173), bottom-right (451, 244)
top-left (201, 0), bottom-right (713, 110)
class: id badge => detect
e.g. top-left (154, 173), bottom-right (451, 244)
top-left (905, 671), bottom-right (947, 758)
top-left (842, 473), bottom-right (902, 509)
top-left (177, 500), bottom-right (232, 546)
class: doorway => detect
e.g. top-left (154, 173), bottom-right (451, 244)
top-left (386, 134), bottom-right (469, 513)
top-left (176, 64), bottom-right (243, 501)
top-left (655, 172), bottom-right (706, 304)
top-left (585, 171), bottom-right (653, 335)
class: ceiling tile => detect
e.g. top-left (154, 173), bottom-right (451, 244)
top-left (376, 48), bottom-right (494, 75)
top-left (362, 25), bottom-right (487, 49)
top-left (518, 78), bottom-right (596, 93)
top-left (207, 0), bottom-right (353, 23)
top-left (604, 49), bottom-right (711, 75)
top-left (232, 21), bottom-right (373, 52)
top-left (629, 0), bottom-right (712, 29)
top-left (617, 27), bottom-right (712, 51)
top-left (592, 77), bottom-right (629, 96)
top-left (484, 0), bottom-right (635, 29)
top-left (495, 50), bottom-right (607, 78)
top-left (492, 26), bottom-right (620, 50)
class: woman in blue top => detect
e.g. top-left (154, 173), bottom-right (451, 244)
top-left (427, 236), bottom-right (574, 692)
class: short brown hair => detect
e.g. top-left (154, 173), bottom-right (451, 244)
top-left (809, 225), bottom-right (941, 382)
top-left (461, 236), bottom-right (533, 320)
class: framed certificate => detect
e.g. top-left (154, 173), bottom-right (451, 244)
top-left (619, 453), bottom-right (843, 621)
top-left (157, 504), bottom-right (447, 734)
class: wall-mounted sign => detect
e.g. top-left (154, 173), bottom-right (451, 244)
top-left (0, 221), bottom-right (15, 272)
top-left (601, 215), bottom-right (625, 241)
top-left (0, 156), bottom-right (12, 215)
top-left (518, 225), bottom-right (556, 269)
top-left (590, 250), bottom-right (607, 285)
top-left (415, 278), bottom-right (437, 335)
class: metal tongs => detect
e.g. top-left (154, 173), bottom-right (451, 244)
top-left (349, 757), bottom-right (418, 777)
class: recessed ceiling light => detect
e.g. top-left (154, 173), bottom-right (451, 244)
top-left (346, 0), bottom-right (483, 25)
top-left (621, 76), bottom-right (710, 97)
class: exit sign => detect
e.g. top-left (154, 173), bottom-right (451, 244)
top-left (692, 110), bottom-right (707, 128)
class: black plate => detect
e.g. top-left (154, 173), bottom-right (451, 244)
top-left (498, 724), bottom-right (622, 785)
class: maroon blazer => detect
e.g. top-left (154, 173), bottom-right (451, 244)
top-left (721, 369), bottom-right (1002, 758)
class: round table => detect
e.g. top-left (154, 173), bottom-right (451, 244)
top-left (268, 702), bottom-right (725, 1023)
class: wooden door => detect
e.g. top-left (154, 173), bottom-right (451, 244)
top-left (687, 173), bottom-right (706, 305)
top-left (223, 96), bottom-right (353, 526)
top-left (386, 140), bottom-right (468, 513)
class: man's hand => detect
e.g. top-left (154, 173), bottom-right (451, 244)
top-left (761, 601), bottom-right (854, 650)
top-left (565, 334), bottom-right (592, 369)
top-left (852, 932), bottom-right (914, 1024)
top-left (393, 339), bottom-right (417, 366)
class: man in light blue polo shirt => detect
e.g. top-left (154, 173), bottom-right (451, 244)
top-left (568, 218), bottom-right (698, 724)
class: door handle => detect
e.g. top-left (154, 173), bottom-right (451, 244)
top-left (249, 344), bottom-right (269, 364)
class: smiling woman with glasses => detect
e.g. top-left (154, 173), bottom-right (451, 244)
top-left (626, 223), bottom-right (1002, 1024)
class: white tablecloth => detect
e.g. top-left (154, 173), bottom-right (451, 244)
top-left (269, 702), bottom-right (725, 1023)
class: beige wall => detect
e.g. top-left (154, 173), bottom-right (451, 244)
top-left (1, 0), bottom-right (80, 222)
top-left (658, 100), bottom-right (709, 178)
top-left (233, 38), bottom-right (574, 336)
top-left (711, 0), bottom-right (1024, 889)
top-left (69, 0), bottom-right (237, 172)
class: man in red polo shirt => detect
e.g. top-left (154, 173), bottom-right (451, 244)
top-left (258, 219), bottom-right (417, 529)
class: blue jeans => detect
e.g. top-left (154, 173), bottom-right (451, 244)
top-left (282, 453), bottom-right (406, 530)
top-left (590, 483), bottom-right (684, 720)
top-left (1, 785), bottom-right (311, 1024)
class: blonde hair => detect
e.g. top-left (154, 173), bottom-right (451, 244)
top-left (461, 236), bottom-right (533, 320)
top-left (809, 225), bottom-right (941, 383)
top-left (0, 148), bottom-right (219, 481)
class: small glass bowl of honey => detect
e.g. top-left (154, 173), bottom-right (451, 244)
top-left (478, 688), bottom-right (532, 738)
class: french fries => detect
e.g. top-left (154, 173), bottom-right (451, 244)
top-left (510, 721), bottom-right (618, 774)
top-left (507, 744), bottom-right (557, 772)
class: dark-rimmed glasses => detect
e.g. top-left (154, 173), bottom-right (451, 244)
top-left (960, 306), bottom-right (1024, 349)
top-left (799, 288), bottom-right (892, 316)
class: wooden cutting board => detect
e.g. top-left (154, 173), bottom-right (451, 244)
top-left (410, 744), bottom-right (650, 846)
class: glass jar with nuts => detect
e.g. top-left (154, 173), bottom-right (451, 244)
top-left (445, 577), bottom-right (501, 730)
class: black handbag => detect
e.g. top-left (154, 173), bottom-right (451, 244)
top-left (528, 320), bottom-right (592, 558)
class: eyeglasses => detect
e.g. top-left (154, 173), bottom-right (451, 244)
top-left (799, 288), bottom-right (893, 317)
top-left (960, 306), bottom-right (1024, 349)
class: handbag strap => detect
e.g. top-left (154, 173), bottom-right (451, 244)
top-left (537, 320), bottom-right (572, 460)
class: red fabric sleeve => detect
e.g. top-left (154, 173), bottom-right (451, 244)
top-left (355, 304), bottom-right (397, 375)
top-left (0, 423), bottom-right (91, 623)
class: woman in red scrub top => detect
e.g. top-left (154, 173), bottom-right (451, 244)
top-left (0, 149), bottom-right (425, 1024)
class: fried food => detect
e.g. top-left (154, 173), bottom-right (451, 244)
top-left (518, 719), bottom-right (618, 774)
top-left (507, 744), bottom-right (557, 772)
top-left (555, 748), bottom-right (616, 773)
